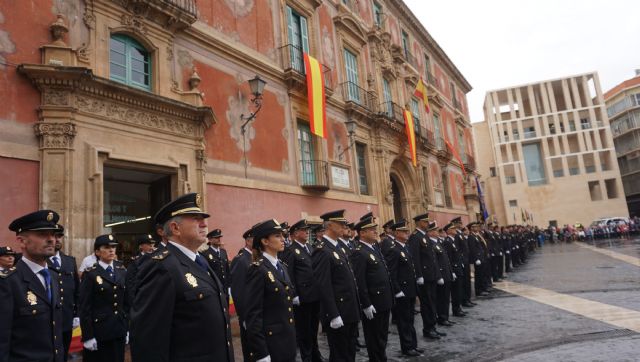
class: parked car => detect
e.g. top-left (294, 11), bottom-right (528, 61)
top-left (589, 217), bottom-right (629, 228)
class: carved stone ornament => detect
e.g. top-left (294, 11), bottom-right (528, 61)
top-left (121, 14), bottom-right (149, 34)
top-left (43, 89), bottom-right (70, 106)
top-left (49, 15), bottom-right (69, 46)
top-left (384, 182), bottom-right (394, 205)
top-left (34, 123), bottom-right (77, 149)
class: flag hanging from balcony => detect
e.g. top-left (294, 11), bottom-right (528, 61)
top-left (444, 138), bottom-right (467, 177)
top-left (303, 53), bottom-right (327, 138)
top-left (414, 77), bottom-right (430, 113)
top-left (402, 110), bottom-right (418, 167)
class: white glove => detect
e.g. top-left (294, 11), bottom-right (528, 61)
top-left (452, 273), bottom-right (457, 281)
top-left (363, 305), bottom-right (377, 320)
top-left (83, 338), bottom-right (98, 351)
top-left (437, 278), bottom-right (444, 285)
top-left (475, 260), bottom-right (481, 266)
top-left (491, 253), bottom-right (495, 257)
top-left (506, 251), bottom-right (510, 254)
top-left (499, 252), bottom-right (503, 256)
top-left (126, 332), bottom-right (129, 345)
top-left (257, 355), bottom-right (271, 362)
top-left (330, 316), bottom-right (344, 329)
top-left (228, 288), bottom-right (232, 296)
top-left (242, 321), bottom-right (247, 330)
top-left (516, 246), bottom-right (519, 249)
top-left (292, 296), bottom-right (300, 306)
top-left (416, 277), bottom-right (424, 285)
top-left (395, 291), bottom-right (405, 298)
top-left (72, 317), bottom-right (80, 329)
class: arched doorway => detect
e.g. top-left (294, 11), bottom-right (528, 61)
top-left (390, 174), bottom-right (405, 220)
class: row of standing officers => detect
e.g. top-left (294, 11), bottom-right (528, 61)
top-left (0, 192), bottom-right (536, 361)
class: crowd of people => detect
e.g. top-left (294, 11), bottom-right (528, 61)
top-left (1, 192), bottom-right (544, 362)
top-left (544, 216), bottom-right (640, 243)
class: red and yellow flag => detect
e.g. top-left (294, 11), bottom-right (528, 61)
top-left (445, 137), bottom-right (467, 177)
top-left (303, 53), bottom-right (327, 138)
top-left (414, 77), bottom-right (430, 113)
top-left (403, 110), bottom-right (417, 167)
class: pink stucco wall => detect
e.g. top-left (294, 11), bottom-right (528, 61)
top-left (0, 157), bottom-right (39, 250)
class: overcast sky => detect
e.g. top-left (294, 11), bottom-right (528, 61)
top-left (403, 0), bottom-right (640, 122)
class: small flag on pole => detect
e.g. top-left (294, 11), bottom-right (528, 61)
top-left (303, 53), bottom-right (327, 138)
top-left (403, 110), bottom-right (418, 167)
top-left (414, 77), bottom-right (430, 113)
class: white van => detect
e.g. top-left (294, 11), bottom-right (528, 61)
top-left (589, 217), bottom-right (629, 228)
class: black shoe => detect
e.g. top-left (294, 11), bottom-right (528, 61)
top-left (424, 330), bottom-right (441, 339)
top-left (469, 301), bottom-right (478, 306)
top-left (434, 329), bottom-right (447, 336)
top-left (356, 340), bottom-right (366, 348)
top-left (312, 357), bottom-right (327, 362)
top-left (414, 347), bottom-right (425, 353)
top-left (402, 350), bottom-right (421, 357)
top-left (461, 302), bottom-right (474, 308)
top-left (453, 311), bottom-right (467, 317)
top-left (438, 320), bottom-right (454, 327)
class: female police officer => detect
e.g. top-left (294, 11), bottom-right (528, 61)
top-left (243, 219), bottom-right (297, 362)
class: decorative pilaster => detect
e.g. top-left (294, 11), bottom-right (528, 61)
top-left (34, 122), bottom-right (77, 149)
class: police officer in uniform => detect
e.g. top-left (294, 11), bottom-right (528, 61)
top-left (385, 220), bottom-right (423, 357)
top-left (350, 215), bottom-right (393, 362)
top-left (433, 227), bottom-right (453, 327)
top-left (1, 210), bottom-right (64, 361)
top-left (312, 210), bottom-right (360, 361)
top-left (231, 227), bottom-right (255, 360)
top-left (79, 234), bottom-right (128, 362)
top-left (130, 193), bottom-right (233, 362)
top-left (443, 223), bottom-right (466, 317)
top-left (378, 219), bottom-right (395, 256)
top-left (48, 224), bottom-right (80, 361)
top-left (124, 234), bottom-right (155, 310)
top-left (0, 246), bottom-right (16, 273)
top-left (244, 219), bottom-right (297, 362)
top-left (201, 228), bottom-right (231, 293)
top-left (281, 219), bottom-right (325, 362)
top-left (468, 222), bottom-right (489, 297)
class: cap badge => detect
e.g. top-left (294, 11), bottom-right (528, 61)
top-left (96, 276), bottom-right (103, 285)
top-left (185, 273), bottom-right (198, 288)
top-left (108, 235), bottom-right (114, 241)
top-left (195, 194), bottom-right (202, 207)
top-left (46, 212), bottom-right (54, 222)
top-left (267, 271), bottom-right (275, 283)
top-left (27, 291), bottom-right (38, 305)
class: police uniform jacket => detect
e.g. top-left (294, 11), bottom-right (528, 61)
top-left (78, 262), bottom-right (128, 342)
top-left (125, 253), bottom-right (151, 310)
top-left (0, 260), bottom-right (64, 362)
top-left (230, 248), bottom-right (253, 320)
top-left (312, 236), bottom-right (360, 325)
top-left (244, 258), bottom-right (296, 361)
top-left (130, 243), bottom-right (233, 362)
top-left (384, 241), bottom-right (417, 298)
top-left (349, 243), bottom-right (393, 313)
top-left (468, 233), bottom-right (489, 262)
top-left (201, 246), bottom-right (231, 290)
top-left (432, 239), bottom-right (452, 282)
top-left (443, 236), bottom-right (464, 276)
top-left (379, 235), bottom-right (395, 256)
top-left (281, 242), bottom-right (319, 303)
top-left (48, 252), bottom-right (79, 332)
top-left (407, 230), bottom-right (442, 282)
top-left (455, 232), bottom-right (470, 265)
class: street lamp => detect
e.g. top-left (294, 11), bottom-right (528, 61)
top-left (240, 75), bottom-right (267, 178)
top-left (337, 118), bottom-right (357, 160)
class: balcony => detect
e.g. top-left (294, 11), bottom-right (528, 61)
top-left (418, 127), bottom-right (435, 149)
top-left (435, 137), bottom-right (452, 161)
top-left (444, 195), bottom-right (452, 208)
top-left (116, 0), bottom-right (198, 31)
top-left (299, 159), bottom-right (329, 191)
top-left (279, 44), bottom-right (333, 94)
top-left (464, 154), bottom-right (476, 171)
top-left (340, 81), bottom-right (377, 118)
top-left (427, 71), bottom-right (440, 91)
top-left (523, 130), bottom-right (537, 139)
top-left (376, 101), bottom-right (404, 125)
top-left (528, 178), bottom-right (547, 187)
top-left (464, 185), bottom-right (478, 200)
top-left (505, 176), bottom-right (517, 184)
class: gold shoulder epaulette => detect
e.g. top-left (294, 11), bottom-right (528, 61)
top-left (116, 264), bottom-right (126, 270)
top-left (251, 259), bottom-right (263, 266)
top-left (0, 266), bottom-right (16, 278)
top-left (85, 265), bottom-right (97, 272)
top-left (152, 250), bottom-right (170, 260)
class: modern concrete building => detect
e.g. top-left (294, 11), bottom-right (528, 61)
top-left (605, 71), bottom-right (640, 217)
top-left (474, 72), bottom-right (628, 227)
top-left (0, 0), bottom-right (479, 260)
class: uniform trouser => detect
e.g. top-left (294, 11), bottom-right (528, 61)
top-left (83, 337), bottom-right (125, 362)
top-left (473, 263), bottom-right (484, 295)
top-left (239, 318), bottom-right (251, 361)
top-left (362, 309), bottom-right (390, 362)
top-left (497, 253), bottom-right (504, 277)
top-left (463, 264), bottom-right (472, 302)
top-left (505, 252), bottom-right (512, 272)
top-left (450, 274), bottom-right (463, 313)
top-left (394, 296), bottom-right (417, 353)
top-left (63, 329), bottom-right (72, 361)
top-left (417, 281), bottom-right (438, 333)
top-left (436, 282), bottom-right (451, 322)
top-left (492, 254), bottom-right (502, 281)
top-left (294, 301), bottom-right (323, 362)
top-left (326, 321), bottom-right (358, 362)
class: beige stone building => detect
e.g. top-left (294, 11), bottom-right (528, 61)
top-left (473, 72), bottom-right (628, 227)
top-left (604, 71), bottom-right (640, 217)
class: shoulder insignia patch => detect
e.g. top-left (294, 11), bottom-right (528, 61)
top-left (152, 250), bottom-right (170, 260)
top-left (85, 265), bottom-right (97, 272)
top-left (0, 266), bottom-right (16, 278)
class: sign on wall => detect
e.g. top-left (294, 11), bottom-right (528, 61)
top-left (331, 165), bottom-right (350, 189)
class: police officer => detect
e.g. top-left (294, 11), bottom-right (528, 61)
top-left (281, 219), bottom-right (325, 362)
top-left (244, 219), bottom-right (297, 362)
top-left (48, 224), bottom-right (80, 361)
top-left (130, 193), bottom-right (233, 361)
top-left (378, 219), bottom-right (396, 256)
top-left (201, 228), bottom-right (231, 293)
top-left (350, 215), bottom-right (393, 362)
top-left (408, 214), bottom-right (445, 340)
top-left (79, 234), bottom-right (128, 362)
top-left (385, 220), bottom-right (423, 357)
top-left (312, 210), bottom-right (360, 361)
top-left (468, 222), bottom-right (489, 297)
top-left (231, 227), bottom-right (255, 360)
top-left (433, 227), bottom-right (453, 327)
top-left (124, 234), bottom-right (155, 309)
top-left (443, 222), bottom-right (466, 317)
top-left (0, 246), bottom-right (16, 273)
top-left (1, 210), bottom-right (64, 361)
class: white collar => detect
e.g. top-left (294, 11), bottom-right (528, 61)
top-left (262, 252), bottom-right (279, 268)
top-left (210, 246), bottom-right (220, 253)
top-left (243, 247), bottom-right (253, 254)
top-left (295, 240), bottom-right (308, 249)
top-left (388, 235), bottom-right (396, 240)
top-left (416, 228), bottom-right (426, 235)
top-left (21, 257), bottom-right (47, 274)
top-left (429, 237), bottom-right (439, 242)
top-left (361, 241), bottom-right (375, 250)
top-left (98, 260), bottom-right (114, 270)
top-left (51, 251), bottom-right (61, 259)
top-left (323, 235), bottom-right (338, 248)
top-left (169, 241), bottom-right (197, 262)
top-left (396, 239), bottom-right (407, 246)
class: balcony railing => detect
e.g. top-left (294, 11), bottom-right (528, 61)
top-left (299, 159), bottom-right (329, 191)
top-left (444, 195), bottom-right (452, 208)
top-left (279, 44), bottom-right (332, 89)
top-left (404, 51), bottom-right (419, 69)
top-left (340, 81), bottom-right (377, 112)
top-left (523, 130), bottom-right (537, 139)
top-left (464, 154), bottom-right (476, 171)
top-left (505, 176), bottom-right (517, 184)
top-left (378, 101), bottom-right (404, 124)
top-left (418, 127), bottom-right (435, 146)
top-left (528, 178), bottom-right (547, 186)
top-left (163, 0), bottom-right (198, 16)
top-left (435, 136), bottom-right (447, 151)
top-left (427, 71), bottom-right (440, 90)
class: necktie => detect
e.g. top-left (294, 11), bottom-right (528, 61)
top-left (305, 244), bottom-right (311, 255)
top-left (52, 256), bottom-right (61, 270)
top-left (106, 265), bottom-right (115, 281)
top-left (38, 268), bottom-right (52, 302)
top-left (276, 261), bottom-right (285, 278)
top-left (195, 255), bottom-right (209, 271)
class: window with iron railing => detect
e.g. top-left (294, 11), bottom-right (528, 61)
top-left (373, 2), bottom-right (383, 28)
top-left (286, 6), bottom-right (309, 73)
top-left (356, 142), bottom-right (369, 195)
top-left (343, 49), bottom-right (360, 102)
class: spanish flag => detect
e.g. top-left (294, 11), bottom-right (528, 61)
top-left (303, 53), bottom-right (327, 138)
top-left (414, 77), bottom-right (430, 113)
top-left (403, 110), bottom-right (417, 167)
top-left (445, 138), bottom-right (467, 178)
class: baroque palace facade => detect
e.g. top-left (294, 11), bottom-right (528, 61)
top-left (0, 0), bottom-right (478, 259)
